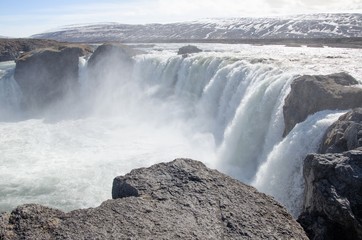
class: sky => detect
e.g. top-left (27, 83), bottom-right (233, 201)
top-left (1, 0), bottom-right (361, 37)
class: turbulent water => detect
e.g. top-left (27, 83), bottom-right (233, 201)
top-left (1, 44), bottom-right (361, 216)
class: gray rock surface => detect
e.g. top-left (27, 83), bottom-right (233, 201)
top-left (319, 108), bottom-right (362, 153)
top-left (298, 150), bottom-right (362, 240)
top-left (86, 43), bottom-right (141, 83)
top-left (177, 45), bottom-right (202, 56)
top-left (14, 46), bottom-right (91, 110)
top-left (0, 159), bottom-right (308, 239)
top-left (283, 72), bottom-right (362, 136)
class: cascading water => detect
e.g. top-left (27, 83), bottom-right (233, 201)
top-left (0, 44), bottom-right (361, 216)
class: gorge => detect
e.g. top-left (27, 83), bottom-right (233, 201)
top-left (1, 42), bottom-right (362, 239)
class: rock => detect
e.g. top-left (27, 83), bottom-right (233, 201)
top-left (14, 46), bottom-right (91, 110)
top-left (319, 108), bottom-right (362, 153)
top-left (283, 72), bottom-right (362, 136)
top-left (0, 159), bottom-right (308, 239)
top-left (0, 38), bottom-right (91, 62)
top-left (87, 43), bottom-right (141, 83)
top-left (177, 45), bottom-right (202, 56)
top-left (298, 150), bottom-right (362, 240)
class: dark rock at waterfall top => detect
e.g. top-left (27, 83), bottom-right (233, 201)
top-left (177, 45), bottom-right (202, 56)
top-left (0, 159), bottom-right (308, 239)
top-left (319, 108), bottom-right (362, 153)
top-left (13, 45), bottom-right (91, 111)
top-left (297, 150), bottom-right (362, 240)
top-left (87, 43), bottom-right (142, 82)
top-left (283, 72), bottom-right (362, 136)
top-left (87, 43), bottom-right (140, 67)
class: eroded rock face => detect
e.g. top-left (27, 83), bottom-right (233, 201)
top-left (319, 108), bottom-right (362, 153)
top-left (298, 150), bottom-right (362, 240)
top-left (14, 46), bottom-right (91, 111)
top-left (283, 72), bottom-right (362, 136)
top-left (0, 159), bottom-right (308, 239)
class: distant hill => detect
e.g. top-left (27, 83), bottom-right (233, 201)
top-left (31, 13), bottom-right (362, 43)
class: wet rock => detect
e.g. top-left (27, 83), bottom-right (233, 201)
top-left (319, 108), bottom-right (362, 153)
top-left (298, 150), bottom-right (362, 240)
top-left (283, 72), bottom-right (362, 136)
top-left (1, 159), bottom-right (307, 239)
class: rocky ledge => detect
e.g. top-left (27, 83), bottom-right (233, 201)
top-left (298, 109), bottom-right (362, 240)
top-left (283, 72), bottom-right (362, 136)
top-left (319, 108), bottom-right (362, 153)
top-left (298, 150), bottom-right (362, 240)
top-left (14, 45), bottom-right (92, 111)
top-left (0, 159), bottom-right (308, 239)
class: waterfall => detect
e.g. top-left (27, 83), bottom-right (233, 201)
top-left (0, 49), bottom-right (350, 215)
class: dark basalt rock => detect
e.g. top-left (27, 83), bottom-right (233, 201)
top-left (14, 46), bottom-right (91, 111)
top-left (0, 159), bottom-right (308, 239)
top-left (319, 108), bottom-right (362, 153)
top-left (298, 150), bottom-right (362, 240)
top-left (283, 72), bottom-right (362, 136)
top-left (177, 45), bottom-right (202, 56)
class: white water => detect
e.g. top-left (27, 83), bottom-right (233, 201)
top-left (0, 44), bottom-right (361, 216)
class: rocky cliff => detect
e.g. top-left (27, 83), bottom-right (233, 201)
top-left (14, 46), bottom-right (91, 111)
top-left (298, 150), bottom-right (362, 240)
top-left (319, 108), bottom-right (362, 153)
top-left (298, 109), bottom-right (362, 240)
top-left (87, 43), bottom-right (140, 83)
top-left (283, 73), bottom-right (362, 136)
top-left (0, 159), bottom-right (308, 239)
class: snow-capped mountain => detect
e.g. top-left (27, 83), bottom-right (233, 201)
top-left (32, 13), bottom-right (362, 42)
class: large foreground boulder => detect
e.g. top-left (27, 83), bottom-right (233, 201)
top-left (298, 150), bottom-right (362, 240)
top-left (283, 72), bottom-right (362, 136)
top-left (319, 108), bottom-right (362, 153)
top-left (14, 45), bottom-right (91, 110)
top-left (0, 159), bottom-right (308, 239)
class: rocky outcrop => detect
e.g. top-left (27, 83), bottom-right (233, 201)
top-left (14, 46), bottom-right (91, 110)
top-left (177, 45), bottom-right (202, 56)
top-left (0, 159), bottom-right (308, 239)
top-left (319, 108), bottom-right (362, 153)
top-left (298, 150), bottom-right (362, 240)
top-left (283, 72), bottom-right (362, 136)
top-left (87, 43), bottom-right (141, 83)
top-left (0, 38), bottom-right (89, 62)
